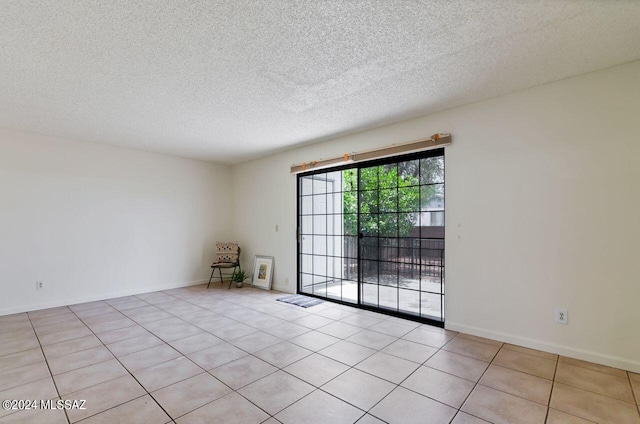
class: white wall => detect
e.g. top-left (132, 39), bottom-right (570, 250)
top-left (0, 130), bottom-right (233, 315)
top-left (232, 60), bottom-right (640, 372)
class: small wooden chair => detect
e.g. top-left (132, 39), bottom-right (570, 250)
top-left (207, 242), bottom-right (241, 289)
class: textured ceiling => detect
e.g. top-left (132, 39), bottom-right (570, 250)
top-left (1, 1), bottom-right (640, 164)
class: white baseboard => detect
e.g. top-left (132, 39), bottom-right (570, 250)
top-left (446, 321), bottom-right (640, 374)
top-left (0, 279), bottom-right (208, 317)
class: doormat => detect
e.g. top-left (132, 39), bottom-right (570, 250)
top-left (276, 294), bottom-right (324, 308)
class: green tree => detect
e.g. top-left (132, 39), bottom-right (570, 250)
top-left (343, 165), bottom-right (420, 237)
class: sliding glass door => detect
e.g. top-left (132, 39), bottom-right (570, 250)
top-left (298, 149), bottom-right (445, 324)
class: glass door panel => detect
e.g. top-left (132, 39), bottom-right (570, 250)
top-left (298, 171), bottom-right (356, 304)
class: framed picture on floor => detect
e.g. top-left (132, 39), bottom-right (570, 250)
top-left (251, 255), bottom-right (274, 290)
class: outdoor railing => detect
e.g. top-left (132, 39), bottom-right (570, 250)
top-left (344, 237), bottom-right (444, 280)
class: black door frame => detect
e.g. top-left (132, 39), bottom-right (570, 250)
top-left (296, 148), bottom-right (445, 327)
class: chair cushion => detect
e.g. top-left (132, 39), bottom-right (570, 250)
top-left (215, 242), bottom-right (239, 264)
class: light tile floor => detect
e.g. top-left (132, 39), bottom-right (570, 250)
top-left (0, 284), bottom-right (639, 424)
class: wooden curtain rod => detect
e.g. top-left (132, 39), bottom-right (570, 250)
top-left (290, 133), bottom-right (451, 174)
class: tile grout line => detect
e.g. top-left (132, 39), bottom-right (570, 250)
top-left (106, 301), bottom-right (252, 422)
top-left (451, 341), bottom-right (504, 423)
top-left (470, 362), bottom-right (557, 407)
top-left (544, 354), bottom-right (561, 424)
top-left (63, 305), bottom-right (179, 423)
top-left (185, 288), bottom-right (420, 422)
top-left (358, 336), bottom-right (467, 422)
top-left (69, 308), bottom-right (157, 423)
top-left (75, 287), bottom-right (298, 422)
top-left (316, 387), bottom-right (378, 423)
top-left (25, 309), bottom-right (71, 424)
top-left (558, 356), bottom-right (634, 379)
top-left (552, 371), bottom-right (640, 406)
top-left (279, 321), bottom-right (497, 420)
top-left (153, 371), bottom-right (236, 422)
top-left (216, 319), bottom-right (364, 421)
top-left (627, 371), bottom-right (640, 419)
top-left (3, 288), bottom-right (255, 422)
top-left (86, 289), bottom-right (292, 422)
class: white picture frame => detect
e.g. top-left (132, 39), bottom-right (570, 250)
top-left (251, 255), bottom-right (274, 290)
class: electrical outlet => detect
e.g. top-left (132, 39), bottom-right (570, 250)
top-left (36, 281), bottom-right (44, 290)
top-left (284, 278), bottom-right (289, 285)
top-left (555, 309), bottom-right (568, 324)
